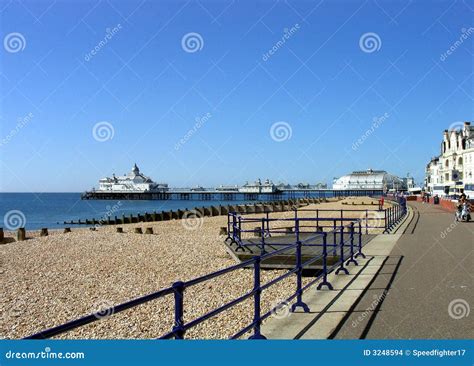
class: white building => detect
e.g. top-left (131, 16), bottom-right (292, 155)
top-left (98, 164), bottom-right (168, 192)
top-left (425, 157), bottom-right (442, 195)
top-left (332, 169), bottom-right (405, 191)
top-left (239, 179), bottom-right (278, 193)
top-left (425, 122), bottom-right (474, 196)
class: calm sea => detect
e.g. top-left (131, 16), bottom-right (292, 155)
top-left (0, 192), bottom-right (337, 230)
top-left (0, 193), bottom-right (257, 230)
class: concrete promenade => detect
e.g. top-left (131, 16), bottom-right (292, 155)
top-left (262, 202), bottom-right (473, 339)
top-left (357, 201), bottom-right (473, 339)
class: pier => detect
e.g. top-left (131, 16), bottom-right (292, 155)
top-left (81, 188), bottom-right (384, 201)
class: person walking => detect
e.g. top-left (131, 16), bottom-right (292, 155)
top-left (379, 196), bottom-right (384, 210)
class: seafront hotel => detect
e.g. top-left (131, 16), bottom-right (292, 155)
top-left (425, 122), bottom-right (474, 198)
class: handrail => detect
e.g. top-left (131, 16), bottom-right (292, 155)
top-left (227, 199), bottom-right (407, 247)
top-left (26, 202), bottom-right (406, 340)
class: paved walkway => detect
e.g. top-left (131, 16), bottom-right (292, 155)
top-left (355, 201), bottom-right (473, 339)
top-left (262, 202), bottom-right (473, 339)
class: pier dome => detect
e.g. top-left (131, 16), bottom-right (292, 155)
top-left (97, 164), bottom-right (168, 192)
top-left (332, 169), bottom-right (404, 191)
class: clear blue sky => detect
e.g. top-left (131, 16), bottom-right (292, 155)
top-left (1, 0), bottom-right (472, 192)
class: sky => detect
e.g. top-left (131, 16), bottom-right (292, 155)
top-left (0, 0), bottom-right (472, 192)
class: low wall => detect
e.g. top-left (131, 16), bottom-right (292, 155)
top-left (410, 195), bottom-right (457, 212)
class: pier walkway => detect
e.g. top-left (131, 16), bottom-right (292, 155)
top-left (262, 202), bottom-right (473, 339)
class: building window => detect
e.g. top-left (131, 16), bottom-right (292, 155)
top-left (459, 157), bottom-right (463, 165)
top-left (445, 160), bottom-right (449, 168)
top-left (445, 173), bottom-right (449, 181)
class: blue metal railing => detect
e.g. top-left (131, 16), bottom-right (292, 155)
top-left (25, 217), bottom-right (368, 340)
top-left (226, 200), bottom-right (407, 249)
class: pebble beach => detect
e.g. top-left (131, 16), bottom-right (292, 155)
top-left (0, 197), bottom-right (388, 339)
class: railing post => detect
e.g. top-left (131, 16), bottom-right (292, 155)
top-left (260, 218), bottom-right (266, 255)
top-left (291, 220), bottom-right (310, 313)
top-left (365, 209), bottom-right (369, 234)
top-left (226, 213), bottom-right (232, 242)
top-left (332, 219), bottom-right (337, 256)
top-left (317, 232), bottom-right (333, 290)
top-left (234, 215), bottom-right (245, 252)
top-left (172, 281), bottom-right (185, 339)
top-left (249, 257), bottom-right (266, 339)
top-left (265, 211), bottom-right (271, 237)
top-left (387, 207), bottom-right (391, 229)
top-left (355, 221), bottom-right (366, 259)
top-left (316, 209), bottom-right (319, 232)
top-left (346, 222), bottom-right (358, 266)
top-left (238, 215), bottom-right (243, 242)
top-left (335, 226), bottom-right (349, 275)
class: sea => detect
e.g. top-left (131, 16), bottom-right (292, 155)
top-left (0, 192), bottom-right (334, 230)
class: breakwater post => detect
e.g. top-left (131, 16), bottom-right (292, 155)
top-left (17, 228), bottom-right (26, 241)
top-left (65, 198), bottom-right (332, 227)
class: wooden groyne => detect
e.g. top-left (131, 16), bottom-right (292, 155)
top-left (64, 198), bottom-right (331, 227)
